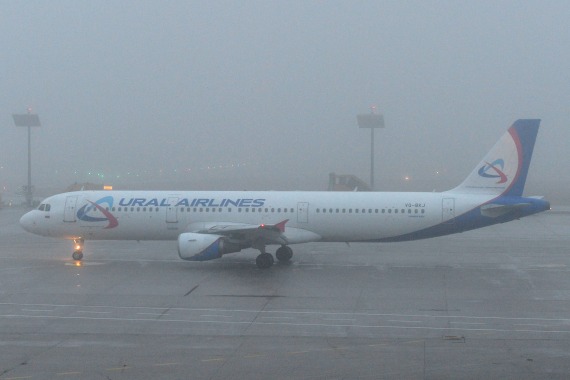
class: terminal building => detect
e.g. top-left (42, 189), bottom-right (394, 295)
top-left (327, 173), bottom-right (371, 192)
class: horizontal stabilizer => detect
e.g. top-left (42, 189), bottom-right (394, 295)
top-left (480, 203), bottom-right (531, 218)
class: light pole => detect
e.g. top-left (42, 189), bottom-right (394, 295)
top-left (357, 109), bottom-right (384, 191)
top-left (12, 108), bottom-right (41, 207)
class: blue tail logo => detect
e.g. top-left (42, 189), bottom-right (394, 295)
top-left (478, 159), bottom-right (507, 184)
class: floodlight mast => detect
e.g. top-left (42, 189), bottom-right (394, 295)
top-left (357, 108), bottom-right (384, 190)
top-left (12, 108), bottom-right (41, 207)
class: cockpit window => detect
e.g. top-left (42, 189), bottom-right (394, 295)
top-left (37, 204), bottom-right (51, 212)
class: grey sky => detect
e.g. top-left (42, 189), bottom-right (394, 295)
top-left (1, 1), bottom-right (569, 198)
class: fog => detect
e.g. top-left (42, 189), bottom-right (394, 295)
top-left (1, 1), bottom-right (569, 202)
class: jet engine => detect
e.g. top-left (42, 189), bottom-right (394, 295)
top-left (177, 232), bottom-right (241, 261)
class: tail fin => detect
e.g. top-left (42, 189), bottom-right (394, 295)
top-left (451, 119), bottom-right (540, 196)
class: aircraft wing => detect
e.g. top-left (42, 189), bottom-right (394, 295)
top-left (186, 219), bottom-right (290, 245)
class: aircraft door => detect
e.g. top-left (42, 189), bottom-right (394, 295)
top-left (64, 195), bottom-right (79, 222)
top-left (166, 197), bottom-right (179, 223)
top-left (297, 202), bottom-right (309, 223)
top-left (442, 198), bottom-right (455, 223)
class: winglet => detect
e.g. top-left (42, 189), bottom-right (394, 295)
top-left (274, 219), bottom-right (289, 232)
top-left (260, 219), bottom-right (289, 233)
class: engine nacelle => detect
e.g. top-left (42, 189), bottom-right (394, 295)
top-left (177, 233), bottom-right (241, 261)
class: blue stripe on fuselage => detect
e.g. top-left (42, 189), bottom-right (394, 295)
top-left (374, 196), bottom-right (550, 242)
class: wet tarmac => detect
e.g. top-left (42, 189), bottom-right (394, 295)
top-left (1, 206), bottom-right (569, 379)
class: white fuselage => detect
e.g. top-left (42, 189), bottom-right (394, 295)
top-left (20, 190), bottom-right (488, 244)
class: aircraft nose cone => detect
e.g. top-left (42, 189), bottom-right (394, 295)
top-left (20, 211), bottom-right (36, 233)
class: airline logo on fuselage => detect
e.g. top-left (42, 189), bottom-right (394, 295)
top-left (76, 197), bottom-right (266, 228)
top-left (478, 159), bottom-right (508, 184)
top-left (77, 196), bottom-right (119, 229)
top-left (118, 197), bottom-right (266, 208)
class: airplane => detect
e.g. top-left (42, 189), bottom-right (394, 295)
top-left (20, 119), bottom-right (550, 269)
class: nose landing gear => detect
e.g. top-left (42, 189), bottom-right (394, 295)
top-left (72, 238), bottom-right (84, 261)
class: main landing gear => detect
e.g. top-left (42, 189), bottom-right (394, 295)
top-left (255, 245), bottom-right (293, 269)
top-left (72, 238), bottom-right (84, 261)
top-left (276, 245), bottom-right (293, 262)
top-left (256, 252), bottom-right (274, 269)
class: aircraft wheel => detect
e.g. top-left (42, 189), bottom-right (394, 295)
top-left (256, 253), bottom-right (274, 269)
top-left (72, 251), bottom-right (83, 261)
top-left (276, 245), bottom-right (293, 262)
